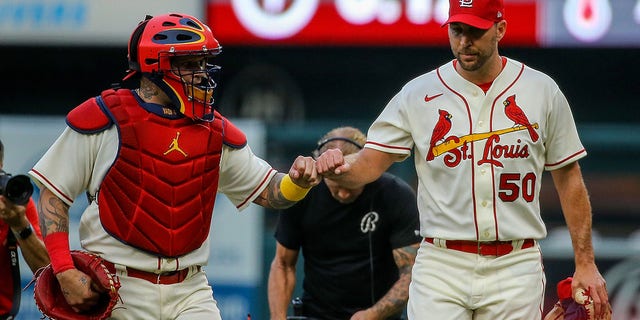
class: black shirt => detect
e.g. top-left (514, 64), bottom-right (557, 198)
top-left (275, 173), bottom-right (421, 320)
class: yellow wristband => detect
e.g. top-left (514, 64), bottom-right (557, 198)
top-left (280, 174), bottom-right (311, 202)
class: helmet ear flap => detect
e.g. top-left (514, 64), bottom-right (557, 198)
top-left (128, 15), bottom-right (153, 71)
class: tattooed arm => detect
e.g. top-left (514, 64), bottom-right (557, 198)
top-left (253, 155), bottom-right (320, 209)
top-left (38, 187), bottom-right (101, 312)
top-left (351, 243), bottom-right (420, 320)
top-left (38, 188), bottom-right (71, 236)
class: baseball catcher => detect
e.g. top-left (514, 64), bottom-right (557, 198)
top-left (544, 277), bottom-right (612, 320)
top-left (27, 12), bottom-right (319, 318)
top-left (33, 250), bottom-right (120, 320)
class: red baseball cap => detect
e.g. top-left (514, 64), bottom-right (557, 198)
top-left (443, 0), bottom-right (505, 30)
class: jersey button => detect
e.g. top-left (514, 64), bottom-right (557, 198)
top-left (481, 200), bottom-right (488, 207)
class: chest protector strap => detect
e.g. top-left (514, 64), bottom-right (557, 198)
top-left (95, 89), bottom-right (224, 257)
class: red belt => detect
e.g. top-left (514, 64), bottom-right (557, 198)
top-left (104, 261), bottom-right (199, 285)
top-left (424, 238), bottom-right (535, 256)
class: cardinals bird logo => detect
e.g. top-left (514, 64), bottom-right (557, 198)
top-left (503, 95), bottom-right (539, 142)
top-left (427, 109), bottom-right (452, 161)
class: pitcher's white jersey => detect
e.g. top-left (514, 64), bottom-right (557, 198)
top-left (366, 58), bottom-right (585, 241)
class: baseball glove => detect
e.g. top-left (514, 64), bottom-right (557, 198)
top-left (544, 277), bottom-right (611, 320)
top-left (33, 250), bottom-right (121, 320)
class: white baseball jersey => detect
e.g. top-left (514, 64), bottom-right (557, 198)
top-left (366, 57), bottom-right (585, 241)
top-left (29, 126), bottom-right (276, 271)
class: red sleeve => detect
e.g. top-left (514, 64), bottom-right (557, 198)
top-left (25, 197), bottom-right (43, 240)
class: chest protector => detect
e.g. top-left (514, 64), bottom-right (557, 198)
top-left (85, 89), bottom-right (227, 257)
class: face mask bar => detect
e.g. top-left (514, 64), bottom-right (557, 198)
top-left (156, 51), bottom-right (222, 122)
top-left (177, 64), bottom-right (221, 121)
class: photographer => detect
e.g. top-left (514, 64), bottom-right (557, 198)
top-left (0, 139), bottom-right (49, 319)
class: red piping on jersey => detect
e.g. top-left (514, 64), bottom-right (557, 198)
top-left (537, 273), bottom-right (547, 319)
top-left (365, 141), bottom-right (412, 152)
top-left (546, 149), bottom-right (586, 167)
top-left (236, 168), bottom-right (277, 209)
top-left (488, 62), bottom-right (525, 240)
top-left (437, 64), bottom-right (479, 240)
top-left (29, 169), bottom-right (75, 204)
top-left (453, 57), bottom-right (507, 93)
top-left (437, 60), bottom-right (526, 241)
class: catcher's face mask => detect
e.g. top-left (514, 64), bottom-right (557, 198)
top-left (161, 53), bottom-right (222, 121)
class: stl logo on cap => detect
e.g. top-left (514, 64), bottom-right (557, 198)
top-left (444, 0), bottom-right (505, 30)
top-left (460, 0), bottom-right (473, 8)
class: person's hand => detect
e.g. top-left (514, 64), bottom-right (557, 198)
top-left (288, 155), bottom-right (320, 188)
top-left (0, 195), bottom-right (27, 229)
top-left (315, 148), bottom-right (351, 178)
top-left (572, 265), bottom-right (610, 320)
top-left (55, 268), bottom-right (104, 313)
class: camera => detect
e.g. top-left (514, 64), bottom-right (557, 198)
top-left (0, 170), bottom-right (34, 205)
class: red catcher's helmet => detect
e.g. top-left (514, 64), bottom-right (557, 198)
top-left (125, 13), bottom-right (222, 121)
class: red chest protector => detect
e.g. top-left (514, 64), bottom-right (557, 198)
top-left (67, 88), bottom-right (247, 257)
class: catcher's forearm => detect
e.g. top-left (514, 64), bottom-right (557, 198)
top-left (38, 187), bottom-right (74, 273)
top-left (43, 232), bottom-right (74, 274)
top-left (38, 187), bottom-right (71, 235)
top-left (254, 173), bottom-right (306, 210)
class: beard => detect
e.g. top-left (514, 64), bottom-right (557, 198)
top-left (456, 47), bottom-right (494, 72)
top-left (454, 35), bottom-right (499, 72)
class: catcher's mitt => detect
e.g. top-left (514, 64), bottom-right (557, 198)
top-left (33, 250), bottom-right (121, 320)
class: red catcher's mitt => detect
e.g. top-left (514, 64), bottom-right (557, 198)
top-left (33, 250), bottom-right (121, 320)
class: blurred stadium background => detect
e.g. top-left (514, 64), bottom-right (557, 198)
top-left (0, 0), bottom-right (638, 319)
